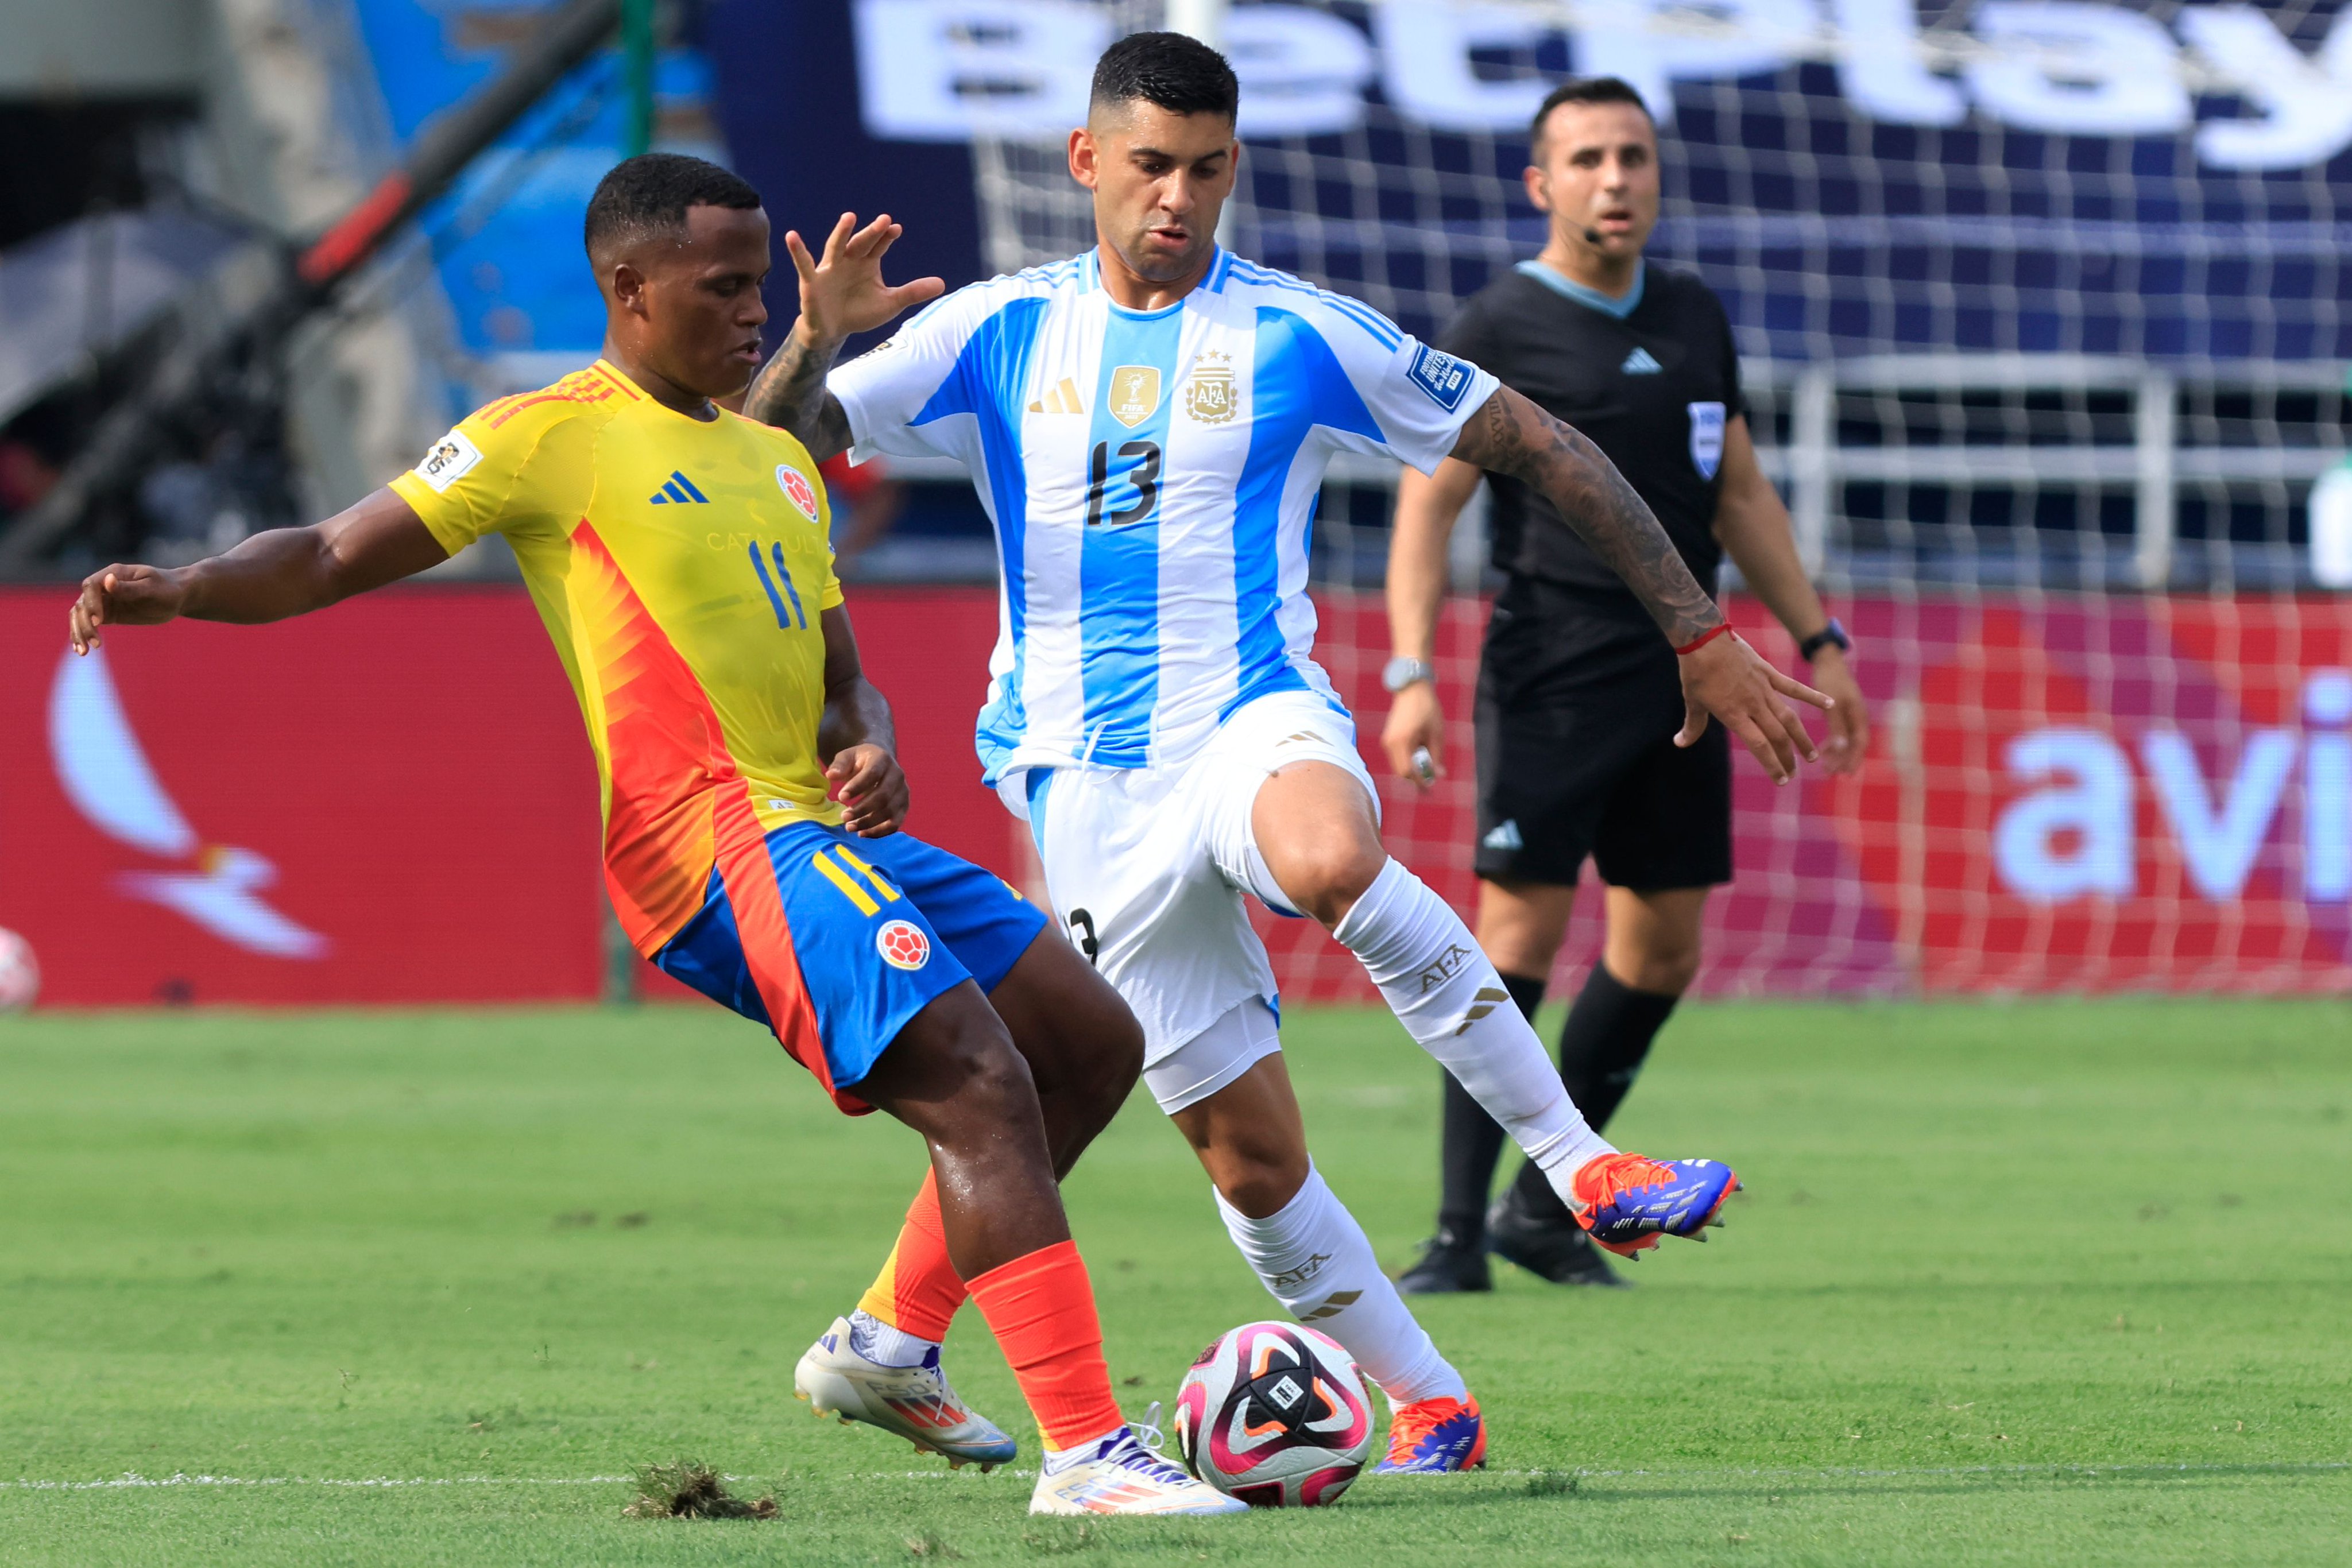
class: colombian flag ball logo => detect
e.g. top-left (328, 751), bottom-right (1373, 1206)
top-left (876, 919), bottom-right (931, 971)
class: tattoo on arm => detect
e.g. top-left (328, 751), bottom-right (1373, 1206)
top-left (743, 334), bottom-right (853, 462)
top-left (1453, 389), bottom-right (1722, 647)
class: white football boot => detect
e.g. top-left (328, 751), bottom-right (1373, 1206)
top-left (1029, 1408), bottom-right (1248, 1516)
top-left (793, 1316), bottom-right (1018, 1471)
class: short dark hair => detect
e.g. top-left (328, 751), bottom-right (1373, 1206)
top-left (583, 153), bottom-right (761, 257)
top-left (1529, 76), bottom-right (1654, 154)
top-left (1090, 31), bottom-right (1239, 123)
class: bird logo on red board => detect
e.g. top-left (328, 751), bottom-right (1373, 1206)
top-left (776, 463), bottom-right (820, 521)
top-left (876, 919), bottom-right (931, 971)
top-left (51, 649), bottom-right (328, 959)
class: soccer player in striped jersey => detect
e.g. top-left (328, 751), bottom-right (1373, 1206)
top-left (748, 34), bottom-right (1826, 1474)
top-left (66, 154), bottom-right (1240, 1519)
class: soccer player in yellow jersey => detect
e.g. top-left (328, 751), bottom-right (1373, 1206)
top-left (65, 154), bottom-right (1243, 1518)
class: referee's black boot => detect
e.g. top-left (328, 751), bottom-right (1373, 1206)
top-left (1487, 1190), bottom-right (1633, 1289)
top-left (1395, 1225), bottom-right (1491, 1295)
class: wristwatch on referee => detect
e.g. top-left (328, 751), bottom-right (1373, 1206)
top-left (1382, 655), bottom-right (1436, 693)
top-left (1798, 618), bottom-right (1852, 662)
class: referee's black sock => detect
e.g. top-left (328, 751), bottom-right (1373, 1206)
top-left (1435, 973), bottom-right (1548, 1246)
top-left (1508, 962), bottom-right (1681, 1223)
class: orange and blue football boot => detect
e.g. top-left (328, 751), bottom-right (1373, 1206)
top-left (1373, 1394), bottom-right (1487, 1474)
top-left (1572, 1153), bottom-right (1739, 1257)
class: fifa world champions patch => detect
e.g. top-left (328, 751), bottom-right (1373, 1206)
top-left (876, 919), bottom-right (931, 971)
top-left (776, 463), bottom-right (821, 521)
top-left (1406, 343), bottom-right (1472, 412)
top-left (415, 429), bottom-right (483, 493)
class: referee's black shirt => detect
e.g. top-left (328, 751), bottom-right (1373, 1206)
top-left (1437, 260), bottom-right (1742, 611)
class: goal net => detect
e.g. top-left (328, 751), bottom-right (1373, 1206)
top-left (969, 0), bottom-right (2352, 997)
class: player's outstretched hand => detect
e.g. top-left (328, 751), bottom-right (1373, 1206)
top-left (68, 563), bottom-right (183, 655)
top-left (786, 212), bottom-right (945, 347)
top-left (1381, 682), bottom-right (1446, 790)
top-left (827, 743), bottom-right (909, 838)
top-left (1674, 631), bottom-right (1832, 785)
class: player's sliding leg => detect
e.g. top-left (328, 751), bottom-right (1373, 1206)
top-left (1250, 761), bottom-right (1738, 1257)
top-left (848, 981), bottom-right (1241, 1516)
top-left (1165, 1039), bottom-right (1488, 1475)
top-left (811, 932), bottom-right (1163, 1473)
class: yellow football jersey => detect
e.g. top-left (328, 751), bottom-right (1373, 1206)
top-left (389, 359), bottom-right (845, 954)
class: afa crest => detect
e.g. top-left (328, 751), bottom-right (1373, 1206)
top-left (1108, 365), bottom-right (1162, 428)
top-left (1182, 351), bottom-right (1237, 424)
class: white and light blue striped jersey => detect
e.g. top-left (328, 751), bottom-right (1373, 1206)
top-left (830, 247), bottom-right (1498, 783)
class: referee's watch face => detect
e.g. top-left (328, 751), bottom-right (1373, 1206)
top-left (1525, 100), bottom-right (1661, 264)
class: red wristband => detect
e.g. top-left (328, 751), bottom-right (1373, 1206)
top-left (1673, 624), bottom-right (1734, 657)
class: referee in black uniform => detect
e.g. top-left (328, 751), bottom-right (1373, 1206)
top-left (1382, 76), bottom-right (1870, 1292)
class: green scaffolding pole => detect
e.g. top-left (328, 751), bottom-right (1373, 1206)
top-left (621, 0), bottom-right (655, 157)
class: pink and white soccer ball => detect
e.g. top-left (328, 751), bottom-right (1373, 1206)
top-left (0, 928), bottom-right (37, 1011)
top-left (1172, 1320), bottom-right (1372, 1507)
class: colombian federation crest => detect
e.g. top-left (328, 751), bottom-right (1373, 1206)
top-left (876, 919), bottom-right (931, 971)
top-left (776, 463), bottom-right (820, 520)
top-left (1108, 365), bottom-right (1162, 428)
top-left (1182, 351), bottom-right (1237, 424)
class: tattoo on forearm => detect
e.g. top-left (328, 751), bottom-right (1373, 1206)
top-left (1463, 390), bottom-right (1721, 647)
top-left (744, 334), bottom-right (852, 461)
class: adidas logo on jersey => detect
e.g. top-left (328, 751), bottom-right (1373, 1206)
top-left (1483, 819), bottom-right (1524, 850)
top-left (1028, 377), bottom-right (1086, 415)
top-left (649, 470), bottom-right (710, 505)
top-left (1620, 347), bottom-right (1664, 375)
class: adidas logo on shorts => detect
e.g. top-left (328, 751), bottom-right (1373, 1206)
top-left (1483, 820), bottom-right (1524, 851)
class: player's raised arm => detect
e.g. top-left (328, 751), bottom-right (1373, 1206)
top-left (743, 212), bottom-right (944, 461)
top-left (1449, 383), bottom-right (1831, 784)
top-left (67, 487), bottom-right (447, 655)
top-left (817, 602), bottom-right (910, 838)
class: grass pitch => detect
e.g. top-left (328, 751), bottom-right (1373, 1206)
top-left (1, 996), bottom-right (2346, 1565)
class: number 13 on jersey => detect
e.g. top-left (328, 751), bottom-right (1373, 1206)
top-left (1085, 440), bottom-right (1161, 528)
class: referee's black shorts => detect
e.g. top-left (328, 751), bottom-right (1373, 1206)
top-left (1472, 574), bottom-right (1732, 891)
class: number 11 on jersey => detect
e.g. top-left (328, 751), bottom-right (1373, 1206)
top-left (748, 541), bottom-right (809, 629)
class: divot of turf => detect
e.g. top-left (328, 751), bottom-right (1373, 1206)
top-left (1021, 1520), bottom-right (1101, 1554)
top-left (1525, 1468), bottom-right (1579, 1497)
top-left (619, 1459), bottom-right (777, 1519)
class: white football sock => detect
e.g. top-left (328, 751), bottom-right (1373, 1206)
top-left (846, 1308), bottom-right (938, 1368)
top-left (1334, 859), bottom-right (1615, 1206)
top-left (1214, 1162), bottom-right (1467, 1406)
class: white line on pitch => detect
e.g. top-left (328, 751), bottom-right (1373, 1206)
top-left (5, 1460), bottom-right (2345, 1492)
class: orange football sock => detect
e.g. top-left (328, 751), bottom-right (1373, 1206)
top-left (856, 1170), bottom-right (968, 1342)
top-left (965, 1238), bottom-right (1125, 1452)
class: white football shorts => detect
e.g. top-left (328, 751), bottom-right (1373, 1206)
top-left (998, 690), bottom-right (1381, 1096)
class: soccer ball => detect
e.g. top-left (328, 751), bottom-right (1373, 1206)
top-left (1171, 1320), bottom-right (1372, 1507)
top-left (0, 928), bottom-right (38, 1012)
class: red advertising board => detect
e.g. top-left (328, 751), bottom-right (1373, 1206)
top-left (1287, 591), bottom-right (2352, 999)
top-left (10, 585), bottom-right (2349, 1006)
top-left (6, 588), bottom-right (605, 1005)
top-left (1, 586), bottom-right (1007, 1008)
